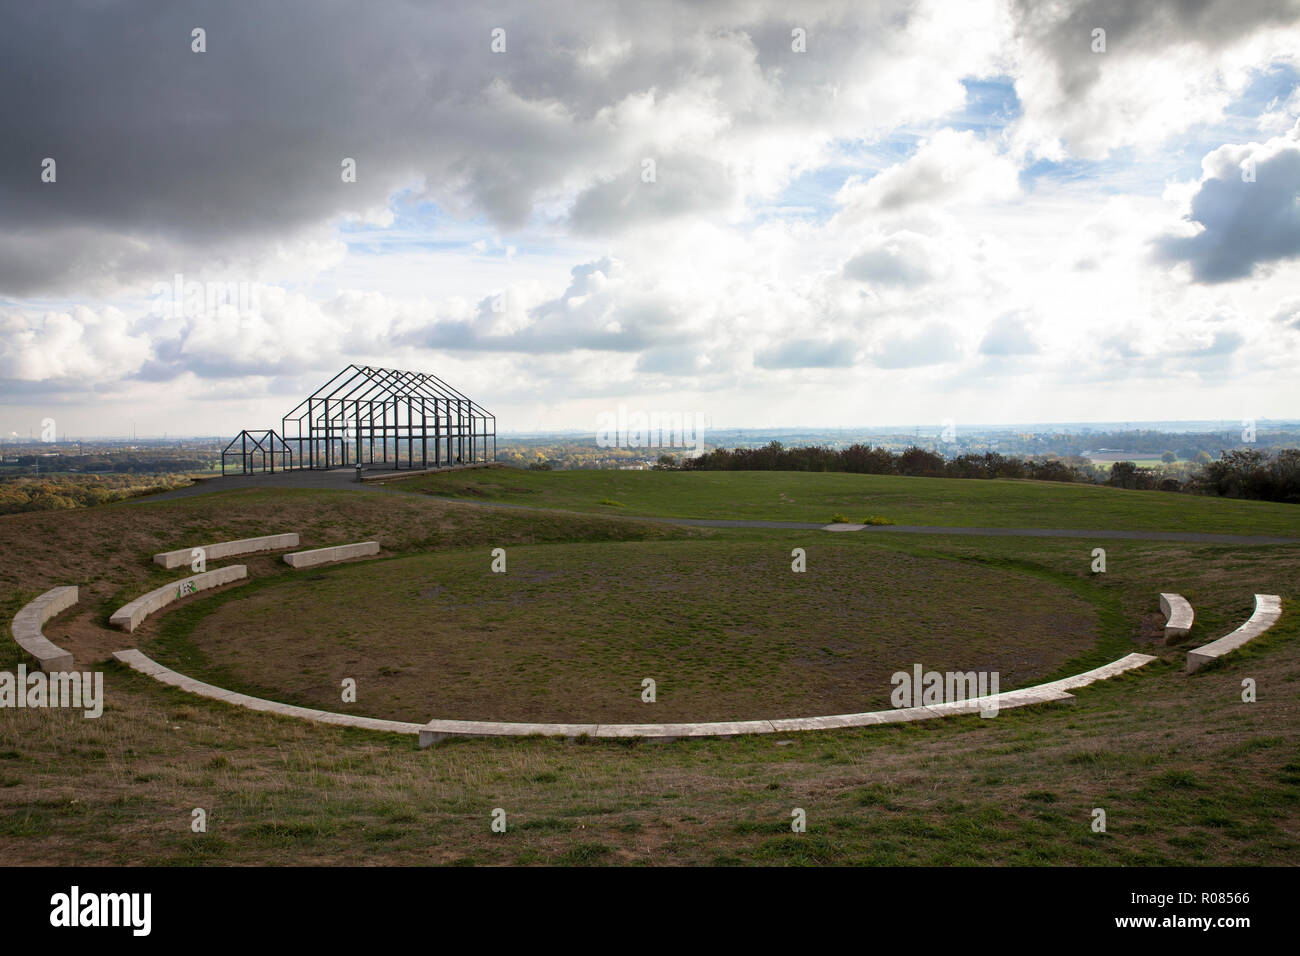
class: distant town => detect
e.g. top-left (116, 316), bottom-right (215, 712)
top-left (0, 421), bottom-right (1295, 487)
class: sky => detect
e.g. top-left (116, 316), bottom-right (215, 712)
top-left (1, 0), bottom-right (1299, 439)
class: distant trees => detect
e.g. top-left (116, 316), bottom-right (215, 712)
top-left (680, 443), bottom-right (1092, 482)
top-left (1190, 448), bottom-right (1300, 503)
top-left (7, 453), bottom-right (216, 474)
top-left (675, 441), bottom-right (1300, 504)
top-left (496, 442), bottom-right (651, 470)
top-left (1107, 460), bottom-right (1140, 489)
top-left (0, 473), bottom-right (195, 515)
top-left (1102, 460), bottom-right (1183, 491)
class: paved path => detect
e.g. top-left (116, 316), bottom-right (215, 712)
top-left (130, 470), bottom-right (1300, 545)
top-left (665, 517), bottom-right (1300, 545)
top-left (136, 469), bottom-right (360, 500)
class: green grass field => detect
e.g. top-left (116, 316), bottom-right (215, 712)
top-left (0, 470), bottom-right (1296, 865)
top-left (150, 540), bottom-right (1097, 723)
top-left (393, 467), bottom-right (1300, 536)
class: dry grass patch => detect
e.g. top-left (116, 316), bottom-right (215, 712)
top-left (161, 540), bottom-right (1099, 723)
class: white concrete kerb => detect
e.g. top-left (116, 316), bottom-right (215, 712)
top-left (154, 533), bottom-right (299, 569)
top-left (1186, 594), bottom-right (1282, 673)
top-left (284, 541), bottom-right (380, 568)
top-left (1160, 592), bottom-right (1195, 643)
top-left (10, 586), bottom-right (78, 672)
top-left (109, 565), bottom-right (247, 632)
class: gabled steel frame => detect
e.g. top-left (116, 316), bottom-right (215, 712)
top-left (220, 429), bottom-right (293, 476)
top-left (275, 364), bottom-right (496, 471)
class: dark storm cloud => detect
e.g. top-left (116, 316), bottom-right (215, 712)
top-left (1014, 0), bottom-right (1300, 98)
top-left (0, 1), bottom-right (670, 294)
top-left (1010, 0), bottom-right (1300, 158)
top-left (1155, 135), bottom-right (1300, 282)
top-left (0, 0), bottom-right (923, 297)
top-left (2, 1), bottom-right (412, 292)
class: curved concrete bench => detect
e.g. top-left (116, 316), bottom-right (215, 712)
top-left (284, 541), bottom-right (379, 568)
top-left (109, 565), bottom-right (247, 633)
top-left (10, 586), bottom-right (78, 672)
top-left (154, 533), bottom-right (299, 569)
top-left (110, 638), bottom-right (1155, 745)
top-left (417, 653), bottom-right (1157, 745)
top-left (1187, 594), bottom-right (1282, 673)
top-left (113, 649), bottom-right (423, 737)
top-left (107, 628), bottom-right (1157, 747)
top-left (1160, 592), bottom-right (1195, 643)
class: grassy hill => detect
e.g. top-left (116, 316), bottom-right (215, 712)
top-left (0, 472), bottom-right (1296, 865)
top-left (393, 467), bottom-right (1300, 536)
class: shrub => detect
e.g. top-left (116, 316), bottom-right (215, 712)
top-left (1190, 448), bottom-right (1300, 503)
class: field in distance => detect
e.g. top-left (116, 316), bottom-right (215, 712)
top-left (394, 467), bottom-right (1300, 537)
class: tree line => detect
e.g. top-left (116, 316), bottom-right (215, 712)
top-left (3, 453), bottom-right (217, 473)
top-left (657, 442), bottom-right (1300, 503)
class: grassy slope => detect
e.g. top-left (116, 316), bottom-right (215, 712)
top-left (0, 479), bottom-right (1296, 865)
top-left (391, 467), bottom-right (1300, 536)
top-left (0, 487), bottom-right (695, 672)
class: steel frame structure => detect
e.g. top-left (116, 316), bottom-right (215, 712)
top-left (221, 365), bottom-right (495, 475)
top-left (220, 429), bottom-right (293, 476)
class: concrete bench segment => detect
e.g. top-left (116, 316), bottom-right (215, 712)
top-left (153, 533), bottom-right (299, 569)
top-left (10, 586), bottom-right (78, 672)
top-left (109, 565), bottom-right (247, 632)
top-left (417, 652), bottom-right (1158, 746)
top-left (107, 624), bottom-right (1156, 747)
top-left (112, 649), bottom-right (423, 737)
top-left (1160, 593), bottom-right (1194, 643)
top-left (1186, 594), bottom-right (1282, 673)
top-left (419, 719), bottom-right (601, 745)
top-left (283, 541), bottom-right (380, 568)
top-left (1032, 652), bottom-right (1158, 693)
